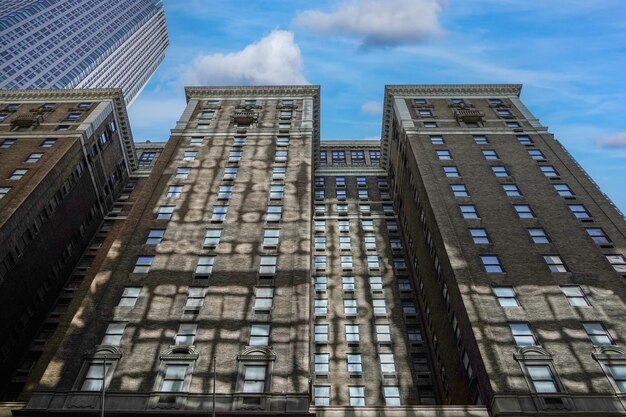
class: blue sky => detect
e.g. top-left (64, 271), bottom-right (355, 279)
top-left (128, 0), bottom-right (626, 211)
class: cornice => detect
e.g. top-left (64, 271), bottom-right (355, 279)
top-left (384, 84), bottom-right (522, 97)
top-left (320, 140), bottom-right (381, 148)
top-left (0, 88), bottom-right (125, 101)
top-left (185, 85), bottom-right (320, 101)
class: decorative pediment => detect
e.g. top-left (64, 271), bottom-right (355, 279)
top-left (237, 346), bottom-right (277, 361)
top-left (514, 346), bottom-right (552, 360)
top-left (160, 346), bottom-right (199, 360)
top-left (592, 345), bottom-right (626, 360)
top-left (85, 345), bottom-right (123, 359)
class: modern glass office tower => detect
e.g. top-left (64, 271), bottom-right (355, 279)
top-left (2, 84), bottom-right (625, 417)
top-left (0, 0), bottom-right (169, 106)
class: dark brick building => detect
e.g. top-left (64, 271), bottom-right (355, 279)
top-left (4, 84), bottom-right (626, 417)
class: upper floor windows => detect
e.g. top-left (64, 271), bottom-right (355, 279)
top-left (553, 183), bottom-right (574, 197)
top-left (527, 365), bottom-right (558, 393)
top-left (473, 135), bottom-right (488, 144)
top-left (176, 167), bottom-right (191, 179)
top-left (513, 204), bottom-right (535, 219)
top-left (182, 151), bottom-right (197, 161)
top-left (450, 184), bottom-right (469, 197)
top-left (436, 150), bottom-right (452, 160)
top-left (0, 187), bottom-right (11, 199)
top-left (582, 322), bottom-right (614, 345)
top-left (146, 229), bottom-right (165, 245)
top-left (516, 135), bottom-right (533, 145)
top-left (540, 165), bottom-right (559, 178)
top-left (493, 286), bottom-right (519, 307)
top-left (568, 204), bottom-right (591, 219)
top-left (469, 228), bottom-right (491, 244)
top-left (561, 286), bottom-right (590, 307)
top-left (503, 184), bottom-right (522, 196)
top-left (443, 166), bottom-right (460, 177)
top-left (482, 150), bottom-right (499, 160)
top-left (266, 205), bottom-right (282, 222)
top-left (133, 256), bottom-right (154, 273)
top-left (41, 138), bottom-right (56, 147)
top-left (0, 139), bottom-right (15, 148)
top-left (459, 204), bottom-right (479, 219)
top-left (528, 149), bottom-right (546, 161)
top-left (430, 135), bottom-right (444, 144)
top-left (510, 322), bottom-right (537, 346)
top-left (491, 166), bottom-right (510, 177)
top-left (118, 287), bottom-right (141, 307)
top-left (544, 255), bottom-right (568, 272)
top-left (25, 152), bottom-right (43, 163)
top-left (480, 255), bottom-right (504, 273)
top-left (606, 255), bottom-right (626, 273)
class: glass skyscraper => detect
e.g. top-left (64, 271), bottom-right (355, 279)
top-left (0, 0), bottom-right (168, 106)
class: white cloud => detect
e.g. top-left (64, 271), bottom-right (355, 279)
top-left (595, 132), bottom-right (626, 149)
top-left (361, 100), bottom-right (383, 115)
top-left (182, 30), bottom-right (308, 86)
top-left (295, 0), bottom-right (447, 46)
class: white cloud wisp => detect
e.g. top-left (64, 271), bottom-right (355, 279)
top-left (595, 132), bottom-right (626, 149)
top-left (295, 0), bottom-right (447, 46)
top-left (361, 100), bottom-right (383, 115)
top-left (183, 30), bottom-right (308, 86)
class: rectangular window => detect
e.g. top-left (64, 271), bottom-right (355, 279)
top-left (367, 256), bottom-right (380, 270)
top-left (101, 323), bottom-right (126, 346)
top-left (606, 255), bottom-right (626, 272)
top-left (314, 324), bottom-right (329, 343)
top-left (482, 150), bottom-right (499, 160)
top-left (380, 353), bottom-right (396, 374)
top-left (436, 150), bottom-right (452, 160)
top-left (527, 365), bottom-right (558, 393)
top-left (0, 187), bottom-right (11, 199)
top-left (470, 228), bottom-right (491, 244)
top-left (218, 185), bottom-right (233, 199)
top-left (376, 324), bottom-right (391, 342)
top-left (81, 362), bottom-right (111, 391)
top-left (263, 229), bottom-right (280, 247)
top-left (185, 288), bottom-right (206, 311)
top-left (166, 185), bottom-right (183, 198)
top-left (266, 206), bottom-right (282, 222)
top-left (337, 203), bottom-right (348, 214)
top-left (347, 353), bottom-right (362, 373)
top-left (339, 219), bottom-right (351, 232)
top-left (369, 150), bottom-right (381, 162)
top-left (586, 228), bottom-right (611, 245)
top-left (342, 276), bottom-right (355, 291)
top-left (157, 206), bottom-right (175, 220)
top-left (176, 167), bottom-right (191, 179)
top-left (514, 204), bottom-right (535, 218)
top-left (314, 236), bottom-right (326, 250)
top-left (343, 299), bottom-right (357, 316)
top-left (369, 276), bottom-right (383, 291)
top-left (319, 151), bottom-right (327, 165)
top-left (146, 229), bottom-right (165, 245)
top-left (608, 366), bottom-right (626, 393)
top-left (473, 135), bottom-right (488, 144)
top-left (544, 255), bottom-right (567, 272)
top-left (223, 167), bottom-right (238, 180)
top-left (384, 386), bottom-right (401, 406)
top-left (540, 165), bottom-right (559, 177)
top-left (315, 255), bottom-right (327, 270)
top-left (528, 149), bottom-right (546, 161)
top-left (349, 386), bottom-right (365, 406)
top-left (341, 255), bottom-right (353, 269)
top-left (161, 364), bottom-right (188, 392)
top-left (175, 323), bottom-right (197, 345)
top-left (402, 302), bottom-right (417, 316)
top-left (242, 365), bottom-right (267, 393)
top-left (507, 121), bottom-right (521, 128)
top-left (419, 109), bottom-right (433, 117)
top-left (118, 287), bottom-right (141, 307)
top-left (443, 166), bottom-right (460, 177)
top-left (67, 113), bottom-right (81, 121)
top-left (0, 139), bottom-right (16, 148)
top-left (517, 135), bottom-right (533, 145)
top-left (315, 189), bottom-right (325, 200)
top-left (553, 183), bottom-right (574, 197)
top-left (270, 185), bottom-right (284, 199)
top-left (41, 138), bottom-right (56, 147)
top-left (528, 228), bottom-right (550, 244)
top-left (249, 323), bottom-right (270, 346)
top-left (398, 278), bottom-right (411, 291)
top-left (459, 204), bottom-right (479, 219)
top-left (314, 353), bottom-right (329, 373)
top-left (203, 229), bottom-right (222, 248)
top-left (568, 204), bottom-right (591, 219)
top-left (430, 136), bottom-right (444, 144)
top-left (275, 136), bottom-right (289, 147)
top-left (480, 255), bottom-right (504, 273)
top-left (9, 169), bottom-right (28, 180)
top-left (259, 256), bottom-right (277, 274)
top-left (493, 286), bottom-right (519, 307)
top-left (390, 238), bottom-right (402, 250)
top-left (491, 166), bottom-right (510, 177)
top-left (583, 322), bottom-right (614, 345)
top-left (211, 205), bottom-right (228, 221)
top-left (561, 286), bottom-right (590, 307)
top-left (335, 177), bottom-right (346, 187)
top-left (275, 150), bottom-right (288, 162)
top-left (190, 137), bottom-right (204, 146)
top-left (345, 325), bottom-right (360, 344)
top-left (133, 256), bottom-right (154, 273)
top-left (314, 276), bottom-right (327, 292)
top-left (314, 298), bottom-right (328, 316)
top-left (182, 151), bottom-right (197, 161)
top-left (510, 323), bottom-right (536, 346)
top-left (356, 176), bottom-right (367, 187)
top-left (195, 256), bottom-right (214, 276)
top-left (332, 151), bottom-right (346, 164)
top-left (423, 121), bottom-right (437, 128)
top-left (272, 167), bottom-right (286, 180)
top-left (233, 136), bottom-right (246, 147)
top-left (315, 176), bottom-right (325, 187)
top-left (336, 189), bottom-right (346, 200)
top-left (503, 184), bottom-right (521, 196)
top-left (314, 386), bottom-right (330, 406)
top-left (26, 153), bottom-right (43, 163)
top-left (229, 151), bottom-right (242, 162)
top-left (450, 184), bottom-right (469, 197)
top-left (364, 236), bottom-right (376, 250)
top-left (358, 189), bottom-right (368, 199)
top-left (314, 219), bottom-right (325, 232)
top-left (372, 299), bottom-right (387, 316)
top-left (394, 257), bottom-right (407, 270)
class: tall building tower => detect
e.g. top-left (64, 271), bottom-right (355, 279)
top-left (9, 84), bottom-right (626, 417)
top-left (0, 0), bottom-right (169, 106)
top-left (383, 84), bottom-right (626, 415)
top-left (0, 89), bottom-right (136, 403)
